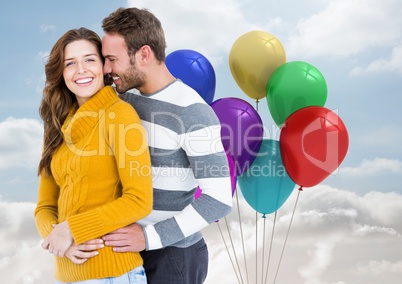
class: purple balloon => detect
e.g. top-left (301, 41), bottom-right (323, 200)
top-left (166, 49), bottom-right (216, 104)
top-left (211, 98), bottom-right (263, 175)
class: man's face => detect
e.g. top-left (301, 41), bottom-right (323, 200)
top-left (102, 33), bottom-right (145, 93)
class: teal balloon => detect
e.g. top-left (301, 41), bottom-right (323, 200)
top-left (238, 139), bottom-right (295, 214)
top-left (266, 61), bottom-right (327, 127)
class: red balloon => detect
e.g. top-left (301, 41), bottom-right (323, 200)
top-left (279, 106), bottom-right (349, 188)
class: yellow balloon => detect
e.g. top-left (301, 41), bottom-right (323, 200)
top-left (229, 31), bottom-right (286, 100)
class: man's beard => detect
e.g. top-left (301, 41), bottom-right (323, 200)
top-left (115, 65), bottom-right (145, 94)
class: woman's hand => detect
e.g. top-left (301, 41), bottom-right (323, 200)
top-left (41, 221), bottom-right (73, 257)
top-left (65, 239), bottom-right (104, 264)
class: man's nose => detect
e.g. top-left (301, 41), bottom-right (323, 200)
top-left (103, 62), bottom-right (112, 74)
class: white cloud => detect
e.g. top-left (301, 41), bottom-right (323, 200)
top-left (357, 260), bottom-right (402, 275)
top-left (125, 0), bottom-right (402, 80)
top-left (341, 158), bottom-right (402, 177)
top-left (124, 0), bottom-right (402, 81)
top-left (351, 44), bottom-right (402, 75)
top-left (203, 185), bottom-right (402, 283)
top-left (127, 0), bottom-right (264, 66)
top-left (39, 24), bottom-right (56, 33)
top-left (354, 124), bottom-right (402, 150)
top-left (1, 0), bottom-right (402, 282)
top-left (0, 199), bottom-right (53, 284)
top-left (1, 185), bottom-right (401, 283)
top-left (37, 51), bottom-right (49, 63)
top-left (0, 117), bottom-right (43, 170)
top-left (298, 240), bottom-right (339, 284)
top-left (287, 0), bottom-right (402, 59)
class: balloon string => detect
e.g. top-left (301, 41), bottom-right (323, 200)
top-left (255, 211), bottom-right (258, 283)
top-left (273, 190), bottom-right (301, 284)
top-left (255, 99), bottom-right (259, 112)
top-left (236, 189), bottom-right (250, 284)
top-left (264, 210), bottom-right (277, 284)
top-left (261, 214), bottom-right (266, 284)
top-left (217, 220), bottom-right (242, 284)
top-left (227, 190), bottom-right (246, 284)
top-left (262, 178), bottom-right (284, 282)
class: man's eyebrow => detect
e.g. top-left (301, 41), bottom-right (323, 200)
top-left (103, 54), bottom-right (115, 59)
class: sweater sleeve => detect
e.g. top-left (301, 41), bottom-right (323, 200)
top-left (143, 103), bottom-right (233, 250)
top-left (67, 103), bottom-right (153, 244)
top-left (34, 171), bottom-right (60, 239)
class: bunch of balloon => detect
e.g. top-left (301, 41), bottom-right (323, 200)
top-left (226, 29), bottom-right (292, 218)
top-left (166, 49), bottom-right (216, 104)
top-left (229, 30), bottom-right (286, 103)
top-left (265, 61), bottom-right (349, 189)
top-left (210, 97), bottom-right (268, 284)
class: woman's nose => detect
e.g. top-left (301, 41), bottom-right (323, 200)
top-left (77, 62), bottom-right (86, 74)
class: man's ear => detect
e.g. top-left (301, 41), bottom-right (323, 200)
top-left (138, 45), bottom-right (152, 64)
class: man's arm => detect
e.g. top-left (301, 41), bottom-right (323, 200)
top-left (102, 223), bottom-right (145, 252)
top-left (104, 103), bottom-right (233, 251)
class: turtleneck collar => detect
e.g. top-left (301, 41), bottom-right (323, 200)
top-left (62, 86), bottom-right (118, 144)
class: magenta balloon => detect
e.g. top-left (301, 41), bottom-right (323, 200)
top-left (227, 151), bottom-right (237, 196)
top-left (211, 97), bottom-right (263, 175)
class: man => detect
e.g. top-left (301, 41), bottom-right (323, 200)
top-left (100, 7), bottom-right (233, 284)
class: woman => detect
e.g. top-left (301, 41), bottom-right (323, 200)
top-left (35, 27), bottom-right (153, 283)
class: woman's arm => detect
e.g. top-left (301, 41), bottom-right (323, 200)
top-left (34, 172), bottom-right (59, 239)
top-left (35, 171), bottom-right (74, 256)
top-left (37, 103), bottom-right (153, 255)
top-left (66, 103), bottom-right (153, 245)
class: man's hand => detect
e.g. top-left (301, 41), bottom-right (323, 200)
top-left (41, 221), bottom-right (73, 257)
top-left (102, 223), bottom-right (146, 252)
top-left (65, 239), bottom-right (104, 264)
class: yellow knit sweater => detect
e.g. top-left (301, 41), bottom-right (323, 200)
top-left (35, 86), bottom-right (153, 282)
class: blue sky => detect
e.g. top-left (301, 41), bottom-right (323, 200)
top-left (1, 0), bottom-right (402, 283)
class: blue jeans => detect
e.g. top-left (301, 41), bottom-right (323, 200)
top-left (140, 238), bottom-right (209, 284)
top-left (55, 266), bottom-right (147, 284)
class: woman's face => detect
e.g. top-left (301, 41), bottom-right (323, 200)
top-left (63, 39), bottom-right (104, 106)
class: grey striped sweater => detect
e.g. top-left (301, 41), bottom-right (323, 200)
top-left (123, 80), bottom-right (233, 250)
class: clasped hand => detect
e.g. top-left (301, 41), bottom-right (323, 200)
top-left (42, 221), bottom-right (104, 264)
top-left (41, 221), bottom-right (73, 257)
top-left (41, 222), bottom-right (145, 263)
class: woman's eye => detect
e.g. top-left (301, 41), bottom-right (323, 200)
top-left (65, 61), bottom-right (74, 67)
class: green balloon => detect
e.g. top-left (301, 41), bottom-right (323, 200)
top-left (266, 61), bottom-right (327, 127)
